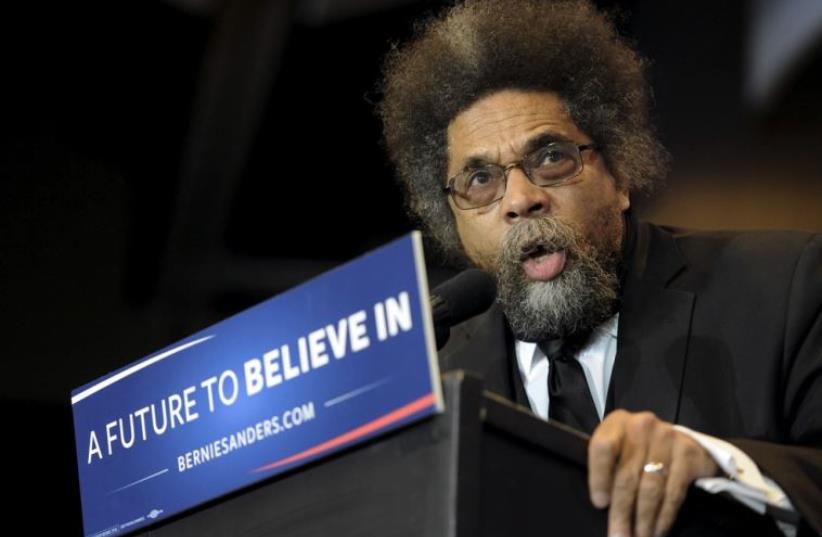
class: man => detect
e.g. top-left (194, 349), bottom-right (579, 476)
top-left (377, 1), bottom-right (822, 536)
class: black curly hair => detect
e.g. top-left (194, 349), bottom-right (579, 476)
top-left (377, 0), bottom-right (668, 265)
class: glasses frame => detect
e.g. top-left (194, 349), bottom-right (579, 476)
top-left (443, 142), bottom-right (599, 210)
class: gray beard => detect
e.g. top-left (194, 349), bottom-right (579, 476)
top-left (495, 217), bottom-right (621, 342)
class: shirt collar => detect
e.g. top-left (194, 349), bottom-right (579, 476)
top-left (515, 313), bottom-right (619, 374)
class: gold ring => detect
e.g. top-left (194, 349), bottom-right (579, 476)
top-left (643, 461), bottom-right (667, 475)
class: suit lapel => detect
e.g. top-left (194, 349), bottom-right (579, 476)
top-left (608, 221), bottom-right (695, 424)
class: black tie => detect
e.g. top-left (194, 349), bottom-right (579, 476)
top-left (539, 339), bottom-right (600, 435)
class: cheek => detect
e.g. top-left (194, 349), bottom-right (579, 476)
top-left (572, 183), bottom-right (624, 224)
top-left (571, 191), bottom-right (626, 254)
top-left (454, 214), bottom-right (502, 270)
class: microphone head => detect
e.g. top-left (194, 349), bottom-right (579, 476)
top-left (430, 269), bottom-right (496, 348)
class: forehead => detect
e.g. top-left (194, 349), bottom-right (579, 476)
top-left (446, 90), bottom-right (588, 173)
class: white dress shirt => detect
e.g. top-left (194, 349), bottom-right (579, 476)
top-left (514, 314), bottom-right (796, 532)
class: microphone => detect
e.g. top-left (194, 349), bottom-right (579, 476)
top-left (430, 269), bottom-right (496, 349)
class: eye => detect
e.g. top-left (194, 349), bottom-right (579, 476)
top-left (467, 169), bottom-right (493, 187)
top-left (538, 147), bottom-right (571, 166)
top-left (528, 143), bottom-right (579, 184)
top-left (455, 167), bottom-right (499, 193)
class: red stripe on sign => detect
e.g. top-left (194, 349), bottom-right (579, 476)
top-left (252, 393), bottom-right (436, 474)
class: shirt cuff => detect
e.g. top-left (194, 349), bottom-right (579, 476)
top-left (673, 425), bottom-right (795, 514)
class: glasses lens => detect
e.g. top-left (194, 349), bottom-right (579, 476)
top-left (452, 165), bottom-right (504, 209)
top-left (528, 142), bottom-right (581, 185)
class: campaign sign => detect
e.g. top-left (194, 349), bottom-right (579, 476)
top-left (71, 232), bottom-right (443, 537)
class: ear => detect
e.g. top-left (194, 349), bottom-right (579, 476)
top-left (617, 187), bottom-right (631, 212)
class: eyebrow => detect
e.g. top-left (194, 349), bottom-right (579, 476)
top-left (457, 131), bottom-right (573, 172)
top-left (522, 131), bottom-right (573, 155)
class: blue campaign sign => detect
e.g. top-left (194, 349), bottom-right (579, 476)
top-left (71, 232), bottom-right (443, 537)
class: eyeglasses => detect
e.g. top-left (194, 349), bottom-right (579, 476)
top-left (443, 141), bottom-right (598, 210)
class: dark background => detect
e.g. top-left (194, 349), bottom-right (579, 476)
top-left (2, 0), bottom-right (821, 534)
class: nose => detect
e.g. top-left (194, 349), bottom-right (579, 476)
top-left (500, 167), bottom-right (551, 223)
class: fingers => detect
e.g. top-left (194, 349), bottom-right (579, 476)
top-left (606, 412), bottom-right (654, 537)
top-left (588, 409), bottom-right (630, 509)
top-left (634, 424), bottom-right (674, 537)
top-left (588, 411), bottom-right (713, 537)
top-left (653, 436), bottom-right (717, 537)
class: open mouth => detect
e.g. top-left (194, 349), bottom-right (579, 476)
top-left (519, 242), bottom-right (567, 281)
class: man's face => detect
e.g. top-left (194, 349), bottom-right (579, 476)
top-left (445, 89), bottom-right (631, 341)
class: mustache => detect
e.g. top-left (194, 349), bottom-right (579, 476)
top-left (500, 217), bottom-right (579, 266)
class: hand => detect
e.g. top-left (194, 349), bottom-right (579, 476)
top-left (587, 410), bottom-right (719, 537)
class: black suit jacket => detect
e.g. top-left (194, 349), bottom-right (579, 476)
top-left (439, 219), bottom-right (822, 534)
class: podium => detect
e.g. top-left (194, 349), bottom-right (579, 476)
top-left (135, 372), bottom-right (781, 537)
